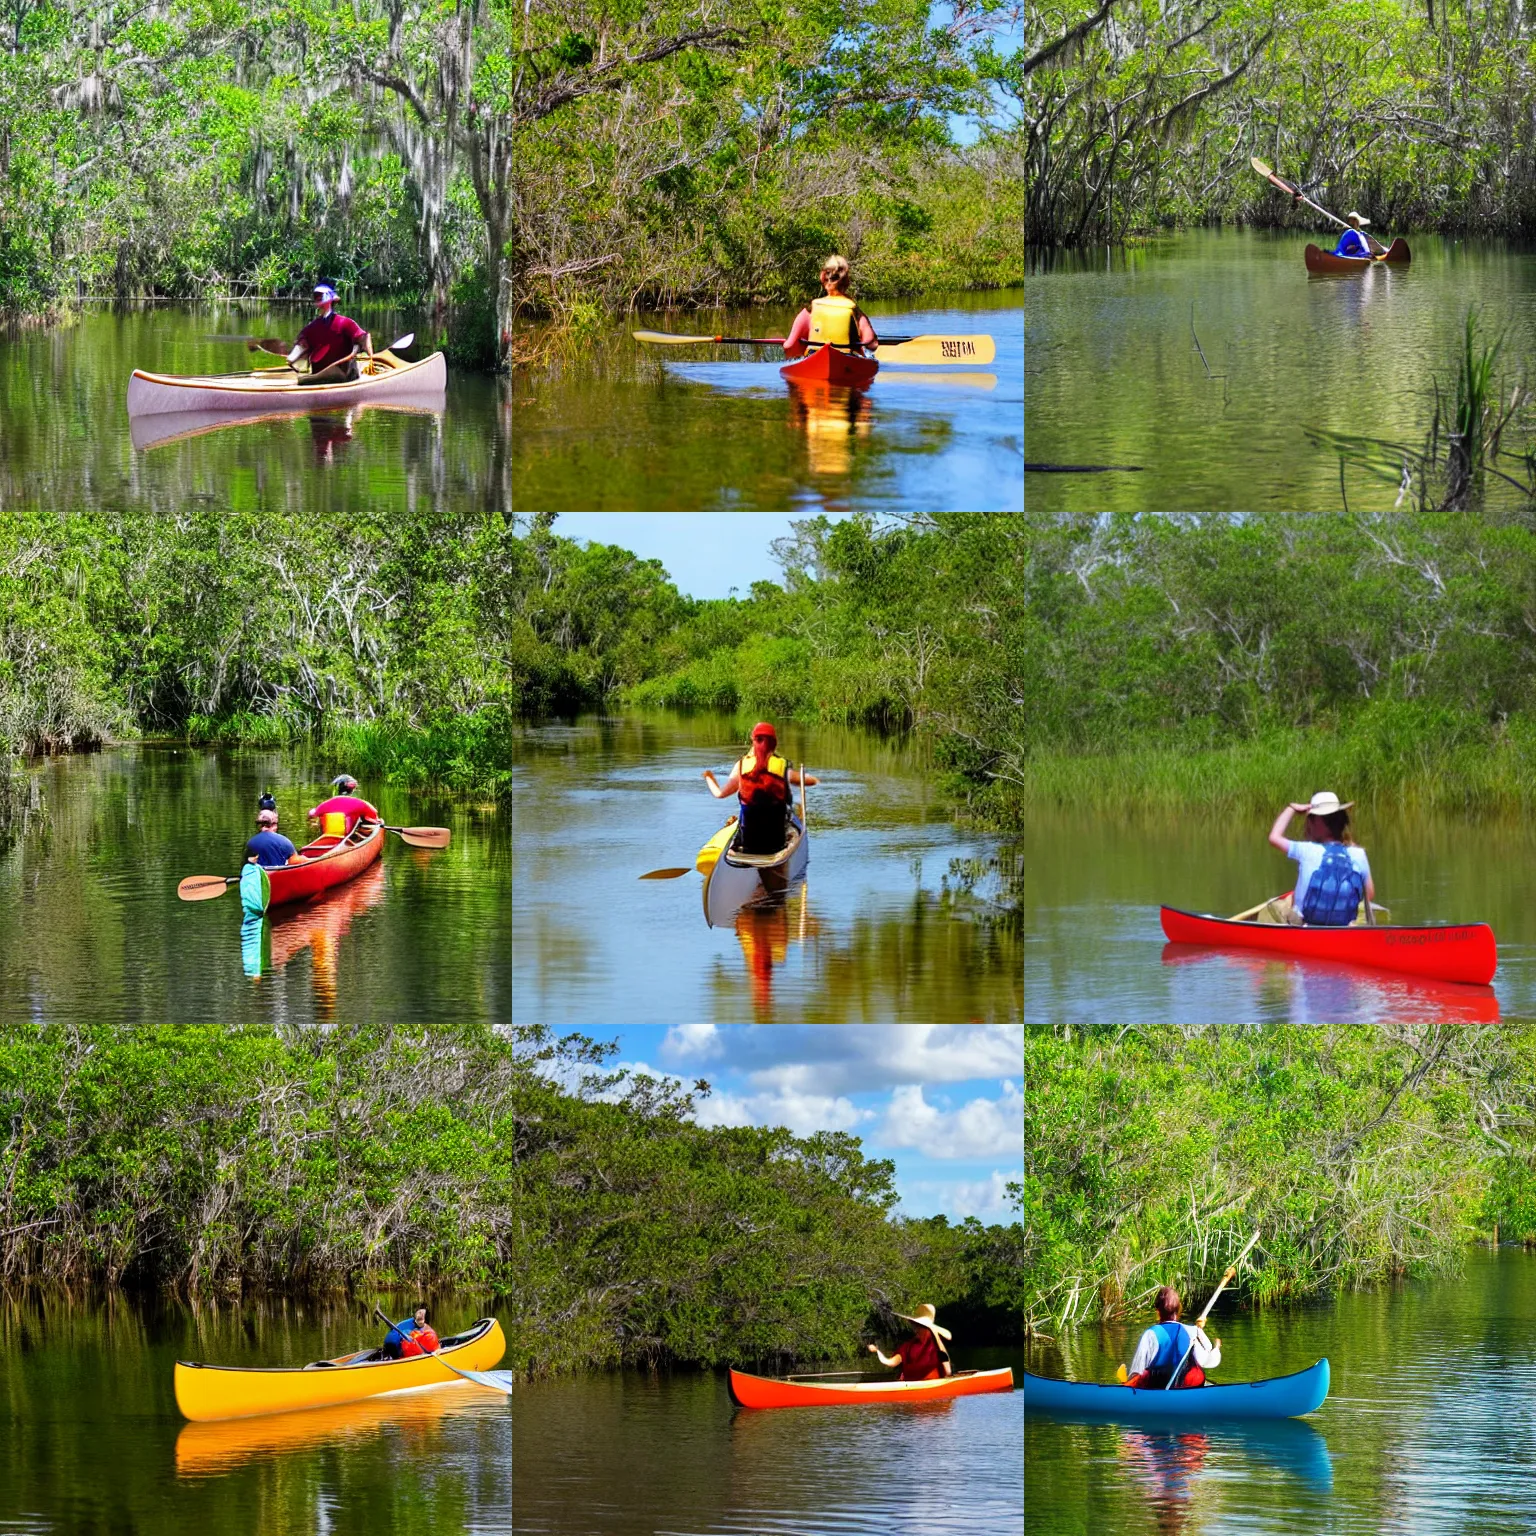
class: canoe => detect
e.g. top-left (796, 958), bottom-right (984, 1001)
top-left (729, 1366), bottom-right (1014, 1408)
top-left (1024, 1359), bottom-right (1329, 1422)
top-left (175, 1317), bottom-right (506, 1422)
top-left (126, 351), bottom-right (446, 416)
top-left (239, 818), bottom-right (384, 917)
top-left (1304, 238), bottom-right (1411, 274)
top-left (700, 813), bottom-right (808, 927)
top-left (780, 346), bottom-right (878, 387)
top-left (1160, 903), bottom-right (1496, 986)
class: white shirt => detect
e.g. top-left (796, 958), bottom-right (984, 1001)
top-left (1286, 839), bottom-right (1371, 915)
top-left (1128, 1321), bottom-right (1222, 1376)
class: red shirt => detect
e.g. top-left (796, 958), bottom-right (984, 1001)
top-left (310, 794), bottom-right (379, 831)
top-left (296, 312), bottom-right (366, 372)
top-left (898, 1327), bottom-right (943, 1381)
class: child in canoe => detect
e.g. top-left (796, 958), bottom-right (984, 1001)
top-left (1266, 790), bottom-right (1376, 927)
top-left (1123, 1287), bottom-right (1222, 1389)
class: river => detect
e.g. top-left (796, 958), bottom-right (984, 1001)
top-left (514, 1348), bottom-right (1023, 1535)
top-left (512, 712), bottom-right (1023, 1023)
top-left (1025, 1244), bottom-right (1536, 1535)
top-left (0, 1293), bottom-right (509, 1534)
top-left (1026, 230), bottom-right (1536, 512)
top-left (1025, 805), bottom-right (1534, 1023)
top-left (0, 745), bottom-right (508, 1024)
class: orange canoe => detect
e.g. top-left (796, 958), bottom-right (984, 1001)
top-left (728, 1366), bottom-right (1014, 1408)
top-left (1304, 237), bottom-right (1411, 274)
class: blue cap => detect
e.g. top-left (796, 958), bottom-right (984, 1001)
top-left (312, 283), bottom-right (337, 301)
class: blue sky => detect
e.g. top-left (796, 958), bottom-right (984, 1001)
top-left (541, 513), bottom-right (849, 600)
top-left (573, 1025), bottom-right (1022, 1222)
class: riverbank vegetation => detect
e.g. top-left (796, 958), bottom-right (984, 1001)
top-left (507, 1027), bottom-right (1022, 1377)
top-left (512, 1), bottom-right (1023, 325)
top-left (1027, 0), bottom-right (1536, 248)
top-left (1026, 510), bottom-right (1536, 816)
top-left (513, 512), bottom-right (1025, 834)
top-left (0, 509), bottom-right (511, 831)
top-left (1025, 1025), bottom-right (1536, 1337)
top-left (1, 0), bottom-right (511, 366)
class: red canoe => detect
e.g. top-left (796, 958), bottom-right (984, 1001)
top-left (1159, 905), bottom-right (1497, 986)
top-left (1304, 237), bottom-right (1411, 274)
top-left (779, 346), bottom-right (878, 388)
top-left (242, 819), bottom-right (384, 916)
top-left (727, 1367), bottom-right (1014, 1408)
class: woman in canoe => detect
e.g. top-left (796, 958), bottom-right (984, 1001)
top-left (306, 774), bottom-right (379, 835)
top-left (1267, 790), bottom-right (1375, 926)
top-left (290, 283), bottom-right (374, 385)
top-left (866, 1303), bottom-right (953, 1382)
top-left (703, 724), bottom-right (817, 855)
top-left (1123, 1287), bottom-right (1221, 1389)
top-left (382, 1305), bottom-right (440, 1360)
top-left (781, 256), bottom-right (879, 366)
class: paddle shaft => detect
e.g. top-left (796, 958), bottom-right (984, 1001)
top-left (1163, 1229), bottom-right (1261, 1390)
top-left (1251, 158), bottom-right (1387, 256)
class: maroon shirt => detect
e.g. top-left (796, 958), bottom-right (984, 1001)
top-left (296, 312), bottom-right (366, 372)
top-left (898, 1327), bottom-right (943, 1381)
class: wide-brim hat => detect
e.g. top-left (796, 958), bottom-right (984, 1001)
top-left (1305, 791), bottom-right (1354, 816)
top-left (1344, 212), bottom-right (1372, 227)
top-left (895, 1303), bottom-right (953, 1341)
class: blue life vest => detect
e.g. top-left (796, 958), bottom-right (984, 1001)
top-left (1142, 1321), bottom-right (1192, 1388)
top-left (1333, 229), bottom-right (1371, 258)
top-left (1301, 842), bottom-right (1364, 926)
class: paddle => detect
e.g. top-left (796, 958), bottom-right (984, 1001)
top-left (177, 823), bottom-right (450, 901)
top-left (1156, 1229), bottom-right (1261, 1391)
top-left (631, 331), bottom-right (996, 365)
top-left (371, 1306), bottom-right (511, 1396)
top-left (1250, 157), bottom-right (1388, 257)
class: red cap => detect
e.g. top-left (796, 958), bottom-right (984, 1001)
top-left (751, 722), bottom-right (777, 742)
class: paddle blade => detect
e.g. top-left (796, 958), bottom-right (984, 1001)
top-left (639, 868), bottom-right (690, 880)
top-left (632, 330), bottom-right (711, 345)
top-left (454, 1367), bottom-right (512, 1396)
top-left (387, 826), bottom-right (451, 848)
top-left (876, 335), bottom-right (996, 365)
top-left (178, 875), bottom-right (233, 901)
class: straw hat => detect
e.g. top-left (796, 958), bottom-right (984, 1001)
top-left (895, 1303), bottom-right (953, 1341)
top-left (1303, 791), bottom-right (1354, 816)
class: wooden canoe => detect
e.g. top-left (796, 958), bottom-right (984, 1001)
top-left (126, 351), bottom-right (446, 416)
top-left (1159, 903), bottom-right (1497, 986)
top-left (1304, 238), bottom-right (1411, 274)
top-left (239, 819), bottom-right (384, 917)
top-left (174, 1317), bottom-right (506, 1422)
top-left (1024, 1360), bottom-right (1328, 1422)
top-left (728, 1366), bottom-right (1014, 1408)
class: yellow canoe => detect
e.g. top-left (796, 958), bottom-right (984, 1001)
top-left (174, 1316), bottom-right (506, 1422)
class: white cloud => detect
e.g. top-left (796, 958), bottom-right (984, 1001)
top-left (879, 1082), bottom-right (1023, 1160)
top-left (898, 1170), bottom-right (1018, 1221)
top-left (694, 1086), bottom-right (870, 1137)
top-left (661, 1024), bottom-right (725, 1060)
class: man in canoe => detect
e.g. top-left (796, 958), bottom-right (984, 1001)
top-left (866, 1303), bottom-right (953, 1382)
top-left (306, 774), bottom-right (380, 835)
top-left (382, 1305), bottom-right (440, 1359)
top-left (702, 724), bottom-right (817, 855)
top-left (781, 255), bottom-right (880, 365)
top-left (1123, 1287), bottom-right (1222, 1389)
top-left (289, 284), bottom-right (374, 385)
top-left (244, 802), bottom-right (299, 868)
top-left (1267, 790), bottom-right (1375, 926)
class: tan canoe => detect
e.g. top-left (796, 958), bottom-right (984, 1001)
top-left (126, 350), bottom-right (446, 416)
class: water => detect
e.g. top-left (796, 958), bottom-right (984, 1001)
top-left (514, 1354), bottom-right (1023, 1535)
top-left (1026, 1246), bottom-right (1536, 1534)
top-left (1025, 805), bottom-right (1531, 1022)
top-left (513, 713), bottom-right (1023, 1023)
top-left (1026, 230), bottom-right (1536, 511)
top-left (510, 294), bottom-right (1024, 512)
top-left (0, 746), bottom-right (509, 1024)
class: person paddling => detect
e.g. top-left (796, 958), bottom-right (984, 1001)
top-left (703, 724), bottom-right (817, 856)
top-left (244, 795), bottom-right (299, 869)
top-left (290, 283), bottom-right (374, 385)
top-left (306, 774), bottom-right (379, 837)
top-left (781, 256), bottom-right (879, 366)
top-left (867, 1303), bottom-right (954, 1382)
top-left (1267, 790), bottom-right (1375, 927)
top-left (382, 1305), bottom-right (440, 1359)
top-left (1122, 1287), bottom-right (1221, 1390)
top-left (1330, 211), bottom-right (1383, 260)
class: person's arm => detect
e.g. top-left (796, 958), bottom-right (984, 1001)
top-left (1191, 1326), bottom-right (1222, 1369)
top-left (1125, 1330), bottom-right (1157, 1377)
top-left (856, 310), bottom-right (878, 350)
top-left (1268, 803), bottom-right (1308, 853)
top-left (782, 310), bottom-right (812, 356)
top-left (787, 770), bottom-right (819, 787)
top-left (866, 1343), bottom-right (901, 1367)
top-left (702, 768), bottom-right (740, 799)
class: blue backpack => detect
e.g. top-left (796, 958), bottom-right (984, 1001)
top-left (1301, 842), bottom-right (1364, 926)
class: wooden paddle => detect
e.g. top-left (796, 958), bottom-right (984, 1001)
top-left (1251, 158), bottom-right (1388, 257)
top-left (371, 1306), bottom-right (510, 1396)
top-left (631, 331), bottom-right (996, 365)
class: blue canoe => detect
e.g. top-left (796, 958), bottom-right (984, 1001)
top-left (1024, 1359), bottom-right (1329, 1422)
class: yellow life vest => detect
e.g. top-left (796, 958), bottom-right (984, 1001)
top-left (809, 296), bottom-right (857, 348)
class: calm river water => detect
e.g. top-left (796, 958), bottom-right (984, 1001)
top-left (514, 1349), bottom-right (1022, 1535)
top-left (0, 1295), bottom-right (509, 1535)
top-left (0, 746), bottom-right (508, 1024)
top-left (1026, 230), bottom-right (1536, 511)
top-left (1026, 1245), bottom-right (1536, 1535)
top-left (1026, 806), bottom-right (1536, 1023)
top-left (513, 712), bottom-right (1023, 1024)
top-left (510, 293), bottom-right (1024, 512)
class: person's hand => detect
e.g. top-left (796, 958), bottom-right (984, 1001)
top-left (1289, 802), bottom-right (1312, 815)
top-left (866, 1343), bottom-right (877, 1354)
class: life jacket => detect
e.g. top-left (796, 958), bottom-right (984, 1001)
top-left (1140, 1321), bottom-right (1193, 1389)
top-left (1333, 229), bottom-right (1371, 258)
top-left (736, 752), bottom-right (790, 808)
top-left (1300, 842), bottom-right (1364, 926)
top-left (809, 295), bottom-right (857, 349)
top-left (736, 752), bottom-right (791, 855)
